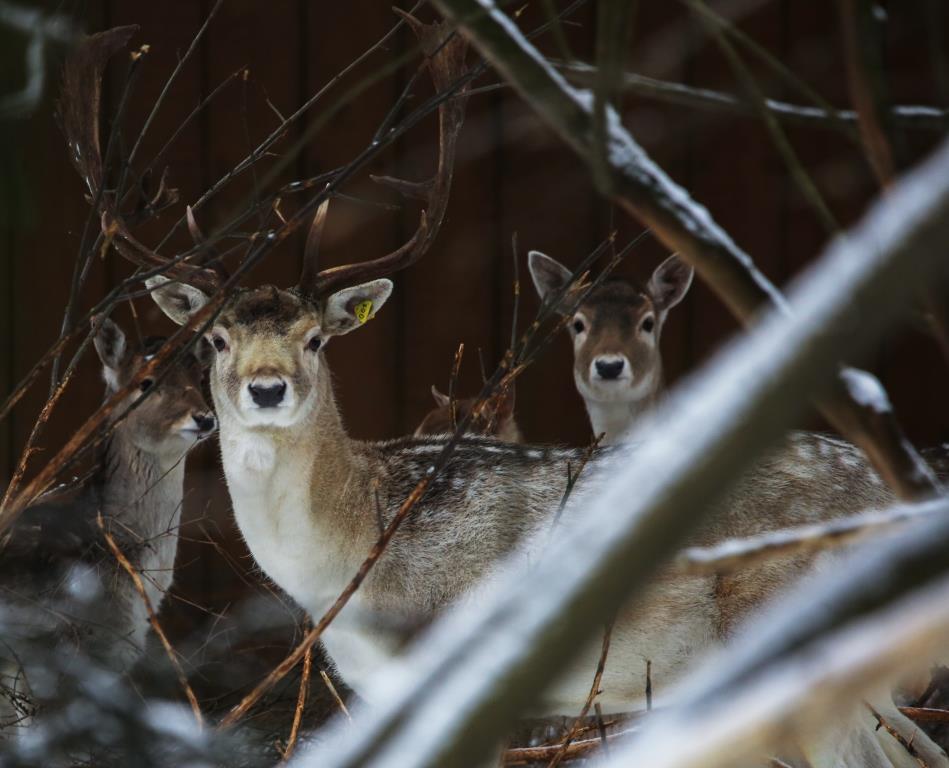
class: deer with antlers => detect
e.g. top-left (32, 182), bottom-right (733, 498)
top-left (64, 22), bottom-right (947, 768)
top-left (415, 385), bottom-right (523, 442)
top-left (529, 251), bottom-right (694, 444)
top-left (0, 317), bottom-right (215, 730)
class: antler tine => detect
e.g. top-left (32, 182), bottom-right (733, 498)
top-left (184, 204), bottom-right (233, 280)
top-left (59, 28), bottom-right (222, 295)
top-left (302, 14), bottom-right (471, 298)
top-left (297, 199), bottom-right (331, 297)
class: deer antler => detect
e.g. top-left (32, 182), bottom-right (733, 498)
top-left (59, 28), bottom-right (223, 295)
top-left (298, 13), bottom-right (471, 298)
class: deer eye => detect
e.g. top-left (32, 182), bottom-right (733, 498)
top-left (139, 378), bottom-right (154, 392)
top-left (641, 316), bottom-right (655, 333)
top-left (306, 336), bottom-right (322, 352)
top-left (572, 319), bottom-right (586, 334)
top-left (211, 335), bottom-right (227, 352)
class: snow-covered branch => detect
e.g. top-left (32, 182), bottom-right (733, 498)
top-left (675, 496), bottom-right (948, 575)
top-left (294, 106), bottom-right (949, 768)
top-left (555, 61), bottom-right (949, 133)
top-left (429, 0), bottom-right (940, 501)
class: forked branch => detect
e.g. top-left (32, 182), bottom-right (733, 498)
top-left (298, 13), bottom-right (472, 298)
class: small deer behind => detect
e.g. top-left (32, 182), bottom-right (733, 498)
top-left (528, 251), bottom-right (693, 443)
top-left (414, 385), bottom-right (523, 442)
top-left (0, 317), bottom-right (215, 729)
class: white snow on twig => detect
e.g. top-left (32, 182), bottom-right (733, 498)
top-left (840, 367), bottom-right (892, 414)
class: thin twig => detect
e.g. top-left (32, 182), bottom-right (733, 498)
top-left (320, 669), bottom-right (351, 722)
top-left (510, 231), bottom-right (520, 352)
top-left (98, 514), bottom-right (203, 727)
top-left (866, 702), bottom-right (930, 768)
top-left (900, 707), bottom-right (949, 725)
top-left (547, 620), bottom-right (614, 768)
top-left (554, 61), bottom-right (949, 133)
top-left (503, 727), bottom-right (637, 765)
top-left (448, 343), bottom-right (465, 430)
top-left (281, 645), bottom-right (312, 762)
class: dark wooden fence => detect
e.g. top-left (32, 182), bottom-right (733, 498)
top-left (1, 0), bottom-right (947, 649)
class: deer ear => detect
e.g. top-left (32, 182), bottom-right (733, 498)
top-left (147, 275), bottom-right (210, 325)
top-left (528, 251), bottom-right (574, 313)
top-left (193, 337), bottom-right (214, 370)
top-left (91, 315), bottom-right (129, 389)
top-left (322, 279), bottom-right (393, 337)
top-left (648, 254), bottom-right (694, 315)
top-left (430, 385), bottom-right (451, 408)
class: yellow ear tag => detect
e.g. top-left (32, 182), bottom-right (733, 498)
top-left (354, 300), bottom-right (373, 324)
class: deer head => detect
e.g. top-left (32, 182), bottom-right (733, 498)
top-left (91, 315), bottom-right (216, 456)
top-left (415, 385), bottom-right (522, 442)
top-left (147, 275), bottom-right (394, 431)
top-left (528, 251), bottom-right (693, 440)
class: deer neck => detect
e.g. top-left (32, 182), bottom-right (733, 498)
top-left (98, 430), bottom-right (186, 542)
top-left (582, 369), bottom-right (663, 445)
top-left (216, 369), bottom-right (366, 609)
top-left (96, 429), bottom-right (186, 611)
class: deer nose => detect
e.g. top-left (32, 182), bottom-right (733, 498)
top-left (192, 413), bottom-right (216, 434)
top-left (594, 359), bottom-right (626, 380)
top-left (248, 381), bottom-right (287, 408)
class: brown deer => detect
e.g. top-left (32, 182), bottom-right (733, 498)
top-left (414, 385), bottom-right (522, 442)
top-left (528, 251), bottom-right (693, 443)
top-left (0, 317), bottom-right (215, 729)
top-left (68, 24), bottom-right (943, 768)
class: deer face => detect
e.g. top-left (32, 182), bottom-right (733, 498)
top-left (528, 251), bottom-right (694, 408)
top-left (92, 316), bottom-right (216, 456)
top-left (147, 277), bottom-right (393, 430)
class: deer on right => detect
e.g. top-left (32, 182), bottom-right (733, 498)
top-left (528, 250), bottom-right (693, 444)
top-left (415, 385), bottom-right (522, 442)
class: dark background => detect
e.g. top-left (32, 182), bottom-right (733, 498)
top-left (2, 0), bottom-right (948, 673)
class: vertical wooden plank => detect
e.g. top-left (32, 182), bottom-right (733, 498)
top-left (626, 2), bottom-right (697, 392)
top-left (399, 23), bottom-right (505, 440)
top-left (7, 0), bottom-right (110, 490)
top-left (303, 5), bottom-right (406, 441)
top-left (876, 2), bottom-right (949, 445)
top-left (683, 5), bottom-right (786, 371)
top-left (782, 3), bottom-right (881, 435)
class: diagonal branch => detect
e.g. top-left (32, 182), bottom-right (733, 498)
top-left (298, 121), bottom-right (949, 768)
top-left (837, 0), bottom-right (897, 187)
top-left (428, 0), bottom-right (939, 501)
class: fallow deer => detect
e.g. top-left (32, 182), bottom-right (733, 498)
top-left (68, 24), bottom-right (943, 768)
top-left (528, 251), bottom-right (693, 443)
top-left (415, 385), bottom-right (522, 442)
top-left (0, 317), bottom-right (215, 729)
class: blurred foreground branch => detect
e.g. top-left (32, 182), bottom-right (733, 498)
top-left (297, 91), bottom-right (949, 768)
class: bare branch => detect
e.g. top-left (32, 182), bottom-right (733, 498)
top-left (98, 515), bottom-right (203, 728)
top-left (554, 61), bottom-right (949, 133)
top-left (674, 496), bottom-right (946, 576)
